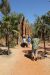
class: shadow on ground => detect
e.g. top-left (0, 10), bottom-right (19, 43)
top-left (0, 48), bottom-right (11, 55)
top-left (23, 50), bottom-right (32, 60)
top-left (23, 49), bottom-right (49, 61)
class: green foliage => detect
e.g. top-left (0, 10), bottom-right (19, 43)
top-left (0, 0), bottom-right (10, 15)
top-left (33, 14), bottom-right (50, 39)
top-left (32, 12), bottom-right (50, 50)
top-left (0, 12), bottom-right (24, 47)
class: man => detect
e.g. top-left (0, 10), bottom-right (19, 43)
top-left (31, 36), bottom-right (40, 60)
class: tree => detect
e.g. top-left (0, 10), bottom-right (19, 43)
top-left (33, 16), bottom-right (50, 53)
top-left (41, 11), bottom-right (50, 40)
top-left (0, 0), bottom-right (10, 15)
top-left (10, 13), bottom-right (24, 44)
top-left (0, 0), bottom-right (10, 54)
top-left (0, 21), bottom-right (2, 38)
top-left (2, 15), bottom-right (11, 46)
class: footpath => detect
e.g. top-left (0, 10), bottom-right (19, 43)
top-left (0, 43), bottom-right (50, 75)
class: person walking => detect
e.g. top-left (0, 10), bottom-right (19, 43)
top-left (27, 36), bottom-right (31, 47)
top-left (31, 36), bottom-right (40, 61)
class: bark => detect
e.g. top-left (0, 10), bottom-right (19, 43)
top-left (5, 34), bottom-right (8, 46)
top-left (42, 32), bottom-right (46, 53)
top-left (17, 37), bottom-right (18, 45)
top-left (41, 33), bottom-right (43, 40)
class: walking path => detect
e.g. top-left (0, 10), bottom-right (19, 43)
top-left (0, 43), bottom-right (50, 75)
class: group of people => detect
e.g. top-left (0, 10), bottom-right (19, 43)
top-left (22, 35), bottom-right (40, 61)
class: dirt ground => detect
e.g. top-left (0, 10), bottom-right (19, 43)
top-left (0, 42), bottom-right (50, 75)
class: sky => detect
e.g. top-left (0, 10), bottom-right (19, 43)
top-left (0, 0), bottom-right (50, 23)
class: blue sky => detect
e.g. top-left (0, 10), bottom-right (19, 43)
top-left (0, 0), bottom-right (50, 23)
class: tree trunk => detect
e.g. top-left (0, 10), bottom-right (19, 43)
top-left (7, 40), bottom-right (10, 55)
top-left (48, 36), bottom-right (50, 41)
top-left (17, 37), bottom-right (18, 45)
top-left (41, 33), bottom-right (42, 40)
top-left (43, 37), bottom-right (45, 50)
top-left (42, 33), bottom-right (46, 53)
top-left (5, 34), bottom-right (8, 46)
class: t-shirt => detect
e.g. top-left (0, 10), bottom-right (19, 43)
top-left (28, 37), bottom-right (31, 42)
top-left (22, 38), bottom-right (27, 43)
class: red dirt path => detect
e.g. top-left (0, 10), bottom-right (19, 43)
top-left (12, 43), bottom-right (50, 75)
top-left (0, 42), bottom-right (50, 75)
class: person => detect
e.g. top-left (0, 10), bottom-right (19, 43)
top-left (31, 36), bottom-right (40, 60)
top-left (21, 36), bottom-right (28, 47)
top-left (27, 36), bottom-right (31, 47)
top-left (22, 36), bottom-right (26, 43)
